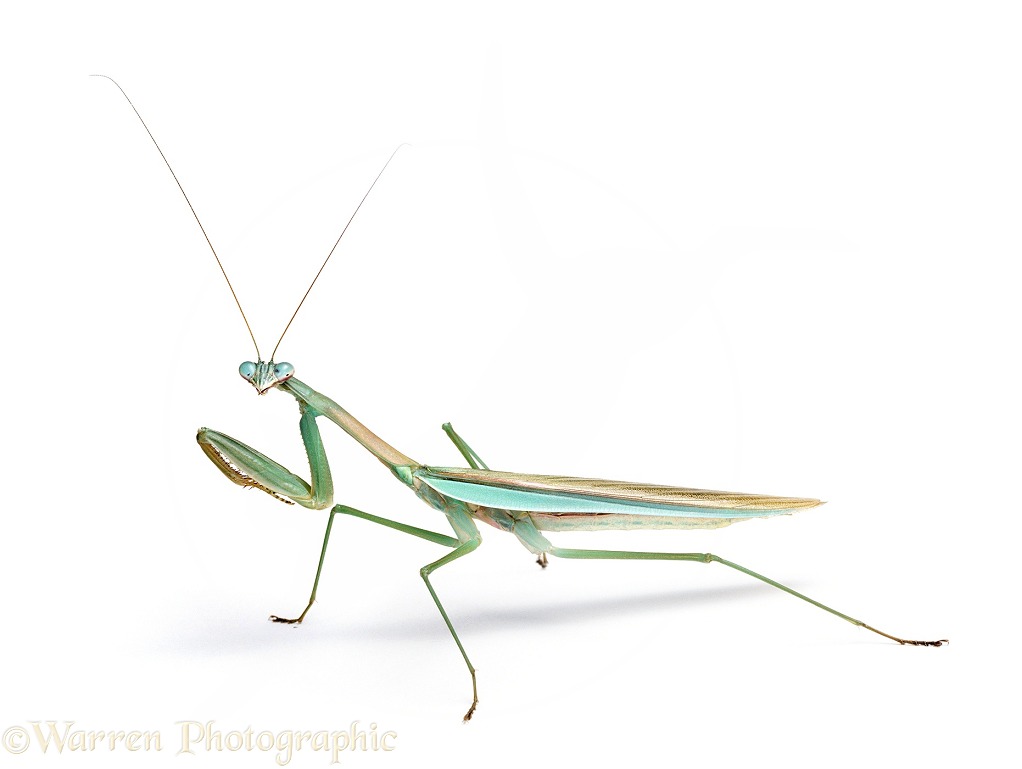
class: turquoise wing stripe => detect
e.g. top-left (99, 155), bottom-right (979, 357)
top-left (416, 473), bottom-right (796, 519)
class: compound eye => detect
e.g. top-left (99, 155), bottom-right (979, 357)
top-left (273, 362), bottom-right (294, 381)
top-left (239, 361), bottom-right (257, 380)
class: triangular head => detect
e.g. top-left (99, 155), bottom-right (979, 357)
top-left (239, 361), bottom-right (295, 394)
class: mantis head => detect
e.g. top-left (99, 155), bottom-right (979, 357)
top-left (239, 361), bottom-right (294, 394)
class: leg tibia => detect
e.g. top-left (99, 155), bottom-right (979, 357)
top-left (547, 546), bottom-right (946, 647)
top-left (419, 538), bottom-right (483, 721)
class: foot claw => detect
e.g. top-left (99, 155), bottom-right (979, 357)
top-left (462, 701), bottom-right (478, 722)
top-left (861, 623), bottom-right (947, 647)
top-left (269, 614), bottom-right (302, 625)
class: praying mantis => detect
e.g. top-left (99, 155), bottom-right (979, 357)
top-left (95, 76), bottom-right (946, 722)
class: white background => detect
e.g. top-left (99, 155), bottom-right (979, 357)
top-left (1, 3), bottom-right (1017, 767)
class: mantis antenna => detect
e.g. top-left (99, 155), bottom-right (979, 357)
top-left (270, 142), bottom-right (408, 361)
top-left (91, 74), bottom-right (262, 361)
top-left (94, 75), bottom-right (407, 362)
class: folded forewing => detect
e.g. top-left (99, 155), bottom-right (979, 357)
top-left (415, 466), bottom-right (822, 524)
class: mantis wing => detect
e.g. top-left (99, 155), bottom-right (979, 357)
top-left (414, 467), bottom-right (823, 531)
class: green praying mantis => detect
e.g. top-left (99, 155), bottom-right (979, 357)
top-left (96, 76), bottom-right (946, 722)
